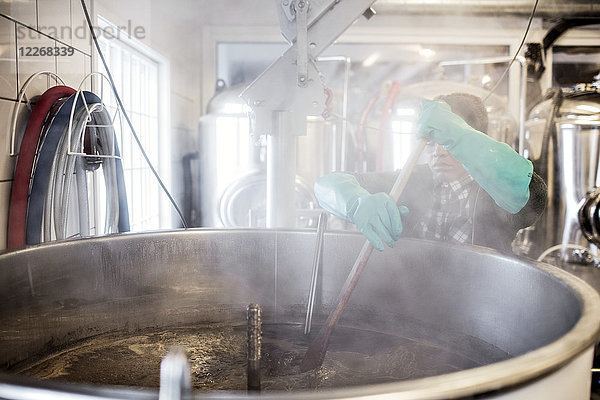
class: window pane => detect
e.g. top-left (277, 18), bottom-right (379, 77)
top-left (98, 18), bottom-right (163, 231)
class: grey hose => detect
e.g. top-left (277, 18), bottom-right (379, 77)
top-left (75, 154), bottom-right (90, 236)
top-left (49, 105), bottom-right (121, 240)
top-left (61, 108), bottom-right (92, 237)
top-left (47, 106), bottom-right (89, 240)
top-left (92, 109), bottom-right (120, 234)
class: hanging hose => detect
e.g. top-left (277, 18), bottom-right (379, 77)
top-left (74, 150), bottom-right (90, 236)
top-left (8, 86), bottom-right (75, 249)
top-left (50, 103), bottom-right (130, 240)
top-left (49, 104), bottom-right (91, 240)
top-left (28, 90), bottom-right (130, 244)
top-left (93, 107), bottom-right (130, 234)
top-left (26, 92), bottom-right (102, 245)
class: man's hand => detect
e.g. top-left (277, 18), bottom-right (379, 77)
top-left (416, 98), bottom-right (533, 214)
top-left (350, 193), bottom-right (409, 251)
top-left (416, 99), bottom-right (475, 148)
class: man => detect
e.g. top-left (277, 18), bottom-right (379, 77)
top-left (314, 93), bottom-right (547, 254)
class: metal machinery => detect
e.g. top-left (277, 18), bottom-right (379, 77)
top-left (511, 19), bottom-right (600, 264)
top-left (198, 86), bottom-right (338, 229)
top-left (201, 75), bottom-right (519, 232)
top-left (240, 0), bottom-right (377, 228)
top-left (519, 81), bottom-right (600, 263)
top-left (1, 231), bottom-right (600, 399)
top-left (5, 4), bottom-right (600, 400)
top-left (198, 0), bottom-right (364, 230)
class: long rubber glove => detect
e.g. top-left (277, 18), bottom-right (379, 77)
top-left (417, 99), bottom-right (533, 214)
top-left (314, 172), bottom-right (409, 251)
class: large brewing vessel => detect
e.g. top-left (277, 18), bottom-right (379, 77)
top-left (521, 86), bottom-right (600, 260)
top-left (0, 230), bottom-right (599, 399)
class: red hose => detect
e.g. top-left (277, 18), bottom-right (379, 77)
top-left (8, 85), bottom-right (76, 249)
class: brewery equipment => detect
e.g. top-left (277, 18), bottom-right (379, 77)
top-left (197, 87), bottom-right (327, 228)
top-left (0, 231), bottom-right (599, 399)
top-left (520, 82), bottom-right (600, 262)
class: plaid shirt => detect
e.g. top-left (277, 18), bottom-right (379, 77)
top-left (416, 174), bottom-right (479, 244)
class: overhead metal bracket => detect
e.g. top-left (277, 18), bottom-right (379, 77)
top-left (241, 0), bottom-right (377, 137)
top-left (296, 0), bottom-right (309, 87)
top-left (276, 0), bottom-right (335, 44)
top-left (240, 0), bottom-right (376, 228)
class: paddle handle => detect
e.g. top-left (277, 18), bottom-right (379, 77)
top-left (322, 139), bottom-right (427, 330)
top-left (300, 139), bottom-right (427, 372)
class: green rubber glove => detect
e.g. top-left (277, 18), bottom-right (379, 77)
top-left (417, 99), bottom-right (533, 214)
top-left (314, 172), bottom-right (409, 251)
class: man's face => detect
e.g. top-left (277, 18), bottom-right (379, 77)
top-left (427, 142), bottom-right (469, 182)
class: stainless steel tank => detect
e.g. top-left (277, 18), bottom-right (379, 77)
top-left (0, 230), bottom-right (599, 399)
top-left (198, 88), bottom-right (332, 228)
top-left (521, 87), bottom-right (600, 261)
top-left (197, 86), bottom-right (264, 227)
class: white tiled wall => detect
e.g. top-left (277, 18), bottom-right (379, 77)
top-left (0, 0), bottom-right (92, 251)
top-left (0, 1), bottom-right (37, 29)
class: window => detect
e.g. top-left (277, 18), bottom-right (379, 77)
top-left (96, 16), bottom-right (170, 231)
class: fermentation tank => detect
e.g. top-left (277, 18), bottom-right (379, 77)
top-left (520, 84), bottom-right (600, 261)
top-left (0, 230), bottom-right (599, 399)
top-left (198, 87), bottom-right (342, 228)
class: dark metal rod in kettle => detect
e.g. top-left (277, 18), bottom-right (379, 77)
top-left (305, 212), bottom-right (328, 335)
top-left (247, 303), bottom-right (262, 391)
top-left (300, 139), bottom-right (427, 372)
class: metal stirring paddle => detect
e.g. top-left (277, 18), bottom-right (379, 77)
top-left (304, 212), bottom-right (328, 335)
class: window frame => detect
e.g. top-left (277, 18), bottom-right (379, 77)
top-left (94, 15), bottom-right (172, 229)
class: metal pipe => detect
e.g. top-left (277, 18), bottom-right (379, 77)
top-left (517, 56), bottom-right (527, 156)
top-left (247, 303), bottom-right (262, 391)
top-left (374, 0), bottom-right (600, 17)
top-left (305, 212), bottom-right (328, 335)
top-left (438, 56), bottom-right (527, 68)
top-left (266, 111), bottom-right (297, 228)
top-left (158, 348), bottom-right (191, 400)
top-left (542, 18), bottom-right (600, 53)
